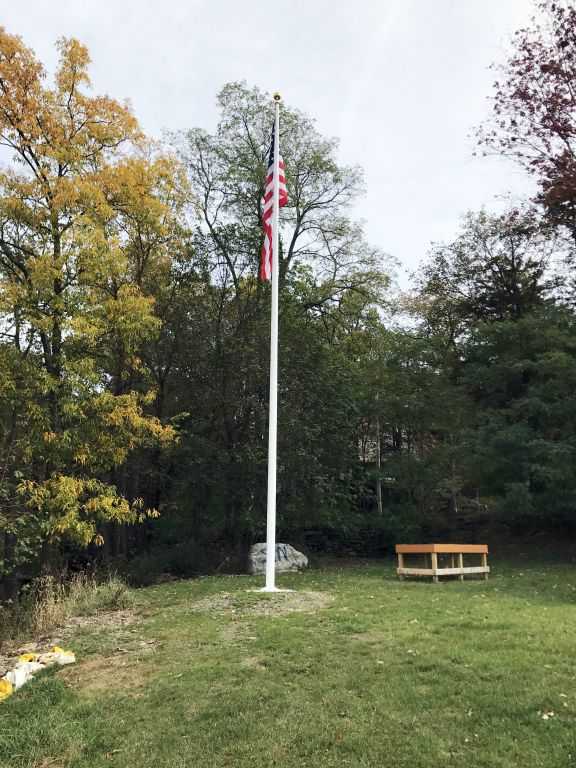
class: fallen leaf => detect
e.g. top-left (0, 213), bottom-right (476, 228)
top-left (538, 709), bottom-right (555, 720)
top-left (106, 749), bottom-right (122, 760)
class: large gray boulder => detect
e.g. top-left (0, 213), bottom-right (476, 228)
top-left (248, 543), bottom-right (308, 575)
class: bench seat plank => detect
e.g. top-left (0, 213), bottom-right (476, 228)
top-left (398, 566), bottom-right (490, 576)
top-left (396, 544), bottom-right (488, 554)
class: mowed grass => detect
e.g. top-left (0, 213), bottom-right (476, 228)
top-left (0, 555), bottom-right (575, 768)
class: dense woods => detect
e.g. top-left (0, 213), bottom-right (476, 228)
top-left (1, 0), bottom-right (575, 592)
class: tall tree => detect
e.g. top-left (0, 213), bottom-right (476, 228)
top-left (477, 1), bottom-right (576, 240)
top-left (411, 208), bottom-right (575, 534)
top-left (0, 30), bottom-right (183, 579)
top-left (414, 210), bottom-right (557, 344)
top-left (460, 306), bottom-right (576, 530)
top-left (170, 82), bottom-right (385, 305)
top-left (137, 83), bottom-right (391, 568)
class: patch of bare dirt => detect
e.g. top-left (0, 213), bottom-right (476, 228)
top-left (193, 590), bottom-right (332, 617)
top-left (60, 608), bottom-right (142, 632)
top-left (241, 656), bottom-right (267, 671)
top-left (30, 744), bottom-right (85, 768)
top-left (0, 609), bottom-right (142, 676)
top-left (351, 630), bottom-right (392, 644)
top-left (220, 619), bottom-right (250, 643)
top-left (60, 654), bottom-right (149, 698)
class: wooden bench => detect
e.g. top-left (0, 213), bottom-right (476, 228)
top-left (395, 544), bottom-right (489, 582)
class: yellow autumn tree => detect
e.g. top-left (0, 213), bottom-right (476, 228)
top-left (0, 30), bottom-right (189, 574)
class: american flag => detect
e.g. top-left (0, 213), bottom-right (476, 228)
top-left (260, 122), bottom-right (288, 281)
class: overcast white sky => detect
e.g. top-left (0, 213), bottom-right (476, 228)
top-left (7, 0), bottom-right (538, 285)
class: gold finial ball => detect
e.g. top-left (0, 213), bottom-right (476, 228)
top-left (273, 91), bottom-right (282, 101)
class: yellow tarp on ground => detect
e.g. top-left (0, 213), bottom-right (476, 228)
top-left (0, 679), bottom-right (13, 701)
top-left (18, 653), bottom-right (37, 663)
top-left (1, 647), bottom-right (75, 702)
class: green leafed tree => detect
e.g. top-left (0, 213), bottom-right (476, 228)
top-left (414, 210), bottom-right (559, 344)
top-left (169, 82), bottom-right (387, 308)
top-left (133, 83), bottom-right (393, 569)
top-left (411, 209), bottom-right (576, 534)
top-left (460, 306), bottom-right (576, 530)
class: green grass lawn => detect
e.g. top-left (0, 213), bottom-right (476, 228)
top-left (1, 555), bottom-right (575, 768)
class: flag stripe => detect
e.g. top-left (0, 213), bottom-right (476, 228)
top-left (261, 125), bottom-right (288, 281)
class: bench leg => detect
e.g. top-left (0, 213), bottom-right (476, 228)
top-left (457, 553), bottom-right (464, 581)
top-left (431, 552), bottom-right (439, 582)
top-left (482, 553), bottom-right (489, 580)
top-left (397, 553), bottom-right (405, 580)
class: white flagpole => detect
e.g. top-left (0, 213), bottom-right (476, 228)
top-left (263, 94), bottom-right (282, 592)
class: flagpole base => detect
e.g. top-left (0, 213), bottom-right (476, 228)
top-left (248, 587), bottom-right (295, 593)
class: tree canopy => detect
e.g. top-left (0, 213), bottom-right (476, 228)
top-left (2, 10), bottom-right (576, 590)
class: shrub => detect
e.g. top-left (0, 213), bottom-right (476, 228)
top-left (0, 572), bottom-right (132, 648)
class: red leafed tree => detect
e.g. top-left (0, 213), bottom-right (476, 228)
top-left (477, 1), bottom-right (576, 237)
